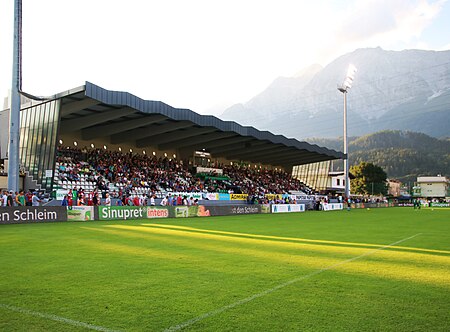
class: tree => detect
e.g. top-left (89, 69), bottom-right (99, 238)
top-left (309, 131), bottom-right (450, 183)
top-left (350, 162), bottom-right (388, 196)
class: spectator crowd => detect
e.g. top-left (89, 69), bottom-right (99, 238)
top-left (55, 146), bottom-right (311, 205)
top-left (1, 190), bottom-right (43, 207)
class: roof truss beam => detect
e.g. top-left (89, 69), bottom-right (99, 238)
top-left (60, 98), bottom-right (100, 117)
top-left (112, 121), bottom-right (194, 145)
top-left (208, 140), bottom-right (265, 156)
top-left (200, 136), bottom-right (253, 150)
top-left (81, 114), bottom-right (167, 140)
top-left (255, 153), bottom-right (329, 166)
top-left (158, 132), bottom-right (236, 151)
top-left (236, 149), bottom-right (304, 164)
top-left (225, 144), bottom-right (285, 160)
top-left (133, 122), bottom-right (196, 146)
top-left (60, 108), bottom-right (134, 132)
top-left (147, 127), bottom-right (218, 148)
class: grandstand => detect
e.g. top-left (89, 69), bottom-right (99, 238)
top-left (55, 145), bottom-right (314, 197)
top-left (0, 82), bottom-right (344, 198)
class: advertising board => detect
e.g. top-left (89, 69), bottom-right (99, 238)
top-left (98, 206), bottom-right (149, 221)
top-left (350, 202), bottom-right (390, 209)
top-left (271, 204), bottom-right (305, 213)
top-left (173, 206), bottom-right (192, 218)
top-left (67, 206), bottom-right (94, 221)
top-left (322, 203), bottom-right (343, 211)
top-left (218, 193), bottom-right (231, 200)
top-left (170, 192), bottom-right (203, 200)
top-left (56, 189), bottom-right (69, 200)
top-left (196, 166), bottom-right (223, 175)
top-left (203, 193), bottom-right (219, 200)
top-left (429, 202), bottom-right (450, 208)
top-left (0, 207), bottom-right (68, 224)
top-left (97, 205), bottom-right (228, 220)
top-left (147, 207), bottom-right (171, 218)
top-left (288, 194), bottom-right (324, 201)
top-left (265, 194), bottom-right (283, 201)
top-left (204, 205), bottom-right (267, 216)
top-left (230, 194), bottom-right (248, 200)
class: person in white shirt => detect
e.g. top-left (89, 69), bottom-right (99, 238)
top-left (31, 192), bottom-right (41, 206)
top-left (140, 194), bottom-right (146, 206)
top-left (104, 193), bottom-right (111, 206)
top-left (150, 194), bottom-right (155, 206)
top-left (160, 196), bottom-right (168, 206)
top-left (1, 190), bottom-right (8, 207)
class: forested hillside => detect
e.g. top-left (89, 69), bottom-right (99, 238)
top-left (308, 130), bottom-right (450, 182)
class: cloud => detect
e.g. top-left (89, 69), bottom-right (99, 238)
top-left (336, 0), bottom-right (446, 46)
top-left (1, 0), bottom-right (447, 112)
top-left (338, 0), bottom-right (399, 41)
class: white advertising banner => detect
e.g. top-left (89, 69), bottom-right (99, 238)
top-left (322, 203), bottom-right (343, 211)
top-left (289, 194), bottom-right (327, 201)
top-left (170, 192), bottom-right (203, 200)
top-left (196, 167), bottom-right (223, 175)
top-left (271, 204), bottom-right (305, 213)
top-left (56, 189), bottom-right (69, 200)
top-left (204, 193), bottom-right (219, 200)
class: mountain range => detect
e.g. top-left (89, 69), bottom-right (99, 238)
top-left (220, 47), bottom-right (450, 139)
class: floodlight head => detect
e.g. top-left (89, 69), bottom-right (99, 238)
top-left (347, 64), bottom-right (357, 79)
top-left (338, 64), bottom-right (357, 92)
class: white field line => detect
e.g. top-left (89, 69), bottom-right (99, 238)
top-left (163, 233), bottom-right (422, 332)
top-left (0, 303), bottom-right (121, 332)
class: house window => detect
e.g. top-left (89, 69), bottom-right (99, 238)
top-left (337, 179), bottom-right (340, 186)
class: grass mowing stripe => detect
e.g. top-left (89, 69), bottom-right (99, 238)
top-left (163, 233), bottom-right (422, 332)
top-left (142, 223), bottom-right (450, 255)
top-left (0, 303), bottom-right (121, 332)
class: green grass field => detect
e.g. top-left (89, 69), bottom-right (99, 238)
top-left (1, 208), bottom-right (449, 331)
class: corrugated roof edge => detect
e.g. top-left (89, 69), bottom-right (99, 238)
top-left (84, 81), bottom-right (344, 160)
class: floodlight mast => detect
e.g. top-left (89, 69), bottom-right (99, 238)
top-left (8, 0), bottom-right (22, 193)
top-left (338, 64), bottom-right (357, 203)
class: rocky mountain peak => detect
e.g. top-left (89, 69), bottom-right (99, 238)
top-left (221, 47), bottom-right (450, 139)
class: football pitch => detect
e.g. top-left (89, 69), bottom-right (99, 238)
top-left (1, 208), bottom-right (449, 331)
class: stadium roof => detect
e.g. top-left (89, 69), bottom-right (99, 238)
top-left (53, 82), bottom-right (344, 168)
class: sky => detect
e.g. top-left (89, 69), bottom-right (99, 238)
top-left (1, 0), bottom-right (450, 115)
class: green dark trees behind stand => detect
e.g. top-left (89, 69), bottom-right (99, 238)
top-left (307, 130), bottom-right (450, 183)
top-left (350, 162), bottom-right (388, 195)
